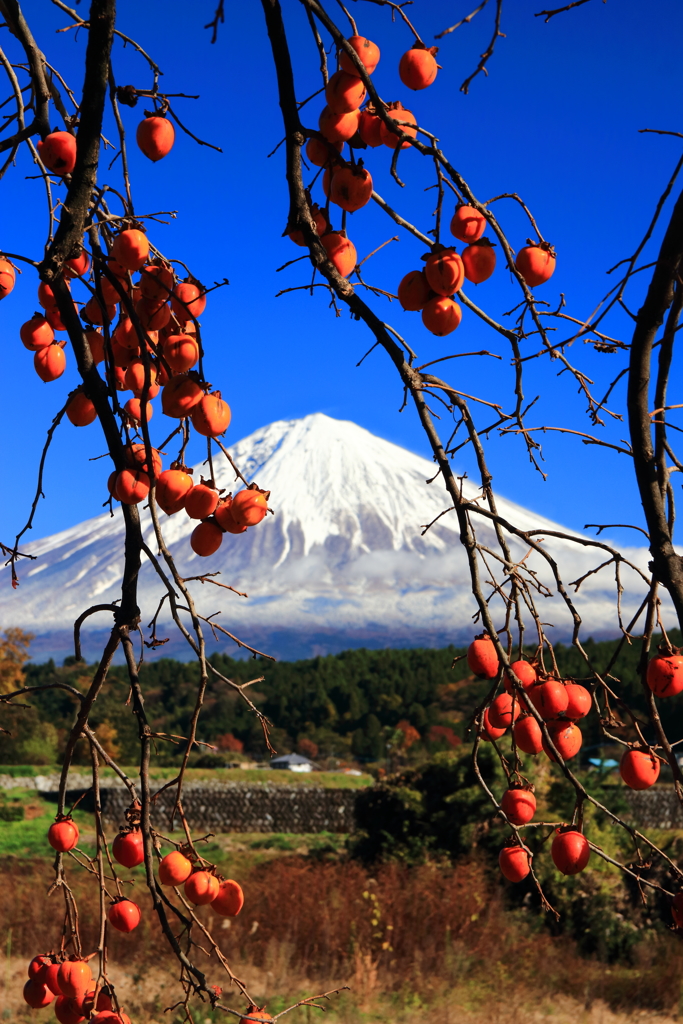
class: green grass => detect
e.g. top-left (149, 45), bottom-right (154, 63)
top-left (0, 771), bottom-right (361, 863)
top-left (0, 788), bottom-right (96, 858)
top-left (249, 831), bottom-right (345, 854)
top-left (0, 784), bottom-right (350, 865)
top-left (0, 765), bottom-right (38, 777)
top-left (0, 765), bottom-right (373, 788)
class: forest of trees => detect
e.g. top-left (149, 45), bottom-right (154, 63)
top-left (1, 633), bottom-right (680, 769)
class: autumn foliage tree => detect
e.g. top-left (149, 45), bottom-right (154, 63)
top-left (0, 627), bottom-right (33, 695)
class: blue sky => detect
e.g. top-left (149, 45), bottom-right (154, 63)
top-left (0, 0), bottom-right (681, 551)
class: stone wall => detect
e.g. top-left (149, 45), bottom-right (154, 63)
top-left (77, 782), bottom-right (357, 834)
top-left (621, 788), bottom-right (683, 830)
top-left (4, 773), bottom-right (683, 834)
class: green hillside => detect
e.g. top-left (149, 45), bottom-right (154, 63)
top-left (1, 631), bottom-right (680, 767)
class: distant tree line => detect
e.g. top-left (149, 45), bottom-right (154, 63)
top-left (0, 631), bottom-right (679, 767)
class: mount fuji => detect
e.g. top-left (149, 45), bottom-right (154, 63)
top-left (0, 414), bottom-right (650, 662)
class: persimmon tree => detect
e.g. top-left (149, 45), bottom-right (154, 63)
top-left (257, 0), bottom-right (683, 917)
top-left (0, 1), bottom-right (341, 1022)
top-left (0, 0), bottom-right (682, 1020)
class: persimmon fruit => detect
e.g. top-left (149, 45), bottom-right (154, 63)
top-left (425, 248), bottom-right (465, 296)
top-left (112, 229), bottom-right (150, 272)
top-left (499, 845), bottom-right (530, 883)
top-left (513, 715), bottom-right (543, 755)
top-left (515, 242), bottom-right (556, 287)
top-left (288, 205), bottom-right (327, 246)
top-left (462, 240), bottom-right (496, 284)
top-left (114, 469), bottom-right (150, 505)
top-left (38, 280), bottom-right (67, 308)
top-left (171, 281), bottom-right (207, 321)
top-left (231, 489), bottom-right (268, 527)
top-left (191, 520), bottom-right (224, 557)
top-left (155, 469), bottom-right (193, 515)
top-left (321, 231), bottom-right (357, 277)
top-left (44, 964), bottom-right (64, 996)
top-left (85, 329), bottom-right (105, 364)
top-left (543, 720), bottom-right (582, 762)
top-left (399, 44), bottom-right (439, 90)
top-left (37, 131), bottom-right (77, 175)
top-left (467, 635), bottom-right (498, 678)
top-left (57, 961), bottom-right (92, 1000)
top-left (503, 660), bottom-right (537, 694)
top-left (82, 296), bottom-right (117, 325)
top-left (184, 870), bottom-right (220, 905)
top-left (55, 995), bottom-right (86, 1024)
top-left (21, 315), bottom-right (54, 351)
top-left (450, 204), bottom-right (486, 242)
top-left (480, 708), bottom-right (506, 742)
top-left (551, 829), bottom-right (590, 875)
top-left (28, 955), bottom-right (51, 981)
top-left (564, 682), bottom-right (591, 720)
top-left (215, 499), bottom-right (248, 535)
top-left (421, 296), bottom-right (462, 336)
top-left (125, 442), bottom-right (162, 476)
top-left (66, 390), bottom-right (97, 427)
top-left (379, 103), bottom-right (417, 149)
top-left (305, 136), bottom-right (343, 167)
top-left (330, 164), bottom-right (373, 213)
top-left (398, 269), bottom-right (432, 311)
top-left (137, 115), bottom-right (175, 161)
top-left (339, 35), bottom-right (380, 75)
top-left (136, 296), bottom-right (171, 332)
top-left (488, 693), bottom-right (520, 731)
top-left (0, 258), bottom-right (15, 298)
top-left (44, 305), bottom-right (67, 331)
top-left (527, 680), bottom-right (568, 720)
top-left (191, 392), bottom-right (231, 437)
top-left (64, 250), bottom-right (90, 279)
top-left (647, 653), bottom-right (683, 697)
top-left (34, 344), bottom-right (66, 382)
top-left (501, 787), bottom-right (536, 826)
top-left (92, 1014), bottom-right (131, 1024)
top-left (24, 978), bottom-right (54, 1008)
top-left (325, 69), bottom-right (366, 114)
top-left (124, 358), bottom-right (158, 396)
top-left (113, 317), bottom-right (139, 351)
top-left (185, 483), bottom-right (219, 519)
top-left (140, 263), bottom-right (174, 301)
top-left (108, 899), bottom-right (141, 933)
top-left (159, 850), bottom-right (193, 886)
top-left (113, 829), bottom-right (144, 867)
top-left (319, 105), bottom-right (361, 143)
top-left (620, 748), bottom-right (660, 790)
top-left (99, 275), bottom-right (124, 305)
top-left (240, 1006), bottom-right (273, 1024)
top-left (124, 397), bottom-right (153, 423)
top-left (359, 108), bottom-right (383, 148)
top-left (162, 375), bottom-right (204, 417)
top-left (211, 878), bottom-right (244, 917)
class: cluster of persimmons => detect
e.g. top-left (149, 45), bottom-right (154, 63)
top-left (9, 117), bottom-right (269, 562)
top-left (286, 31), bottom-right (556, 336)
top-left (467, 634), bottom-right (683, 900)
top-left (21, 812), bottom-right (246, 1022)
top-left (14, 110), bottom-right (274, 1024)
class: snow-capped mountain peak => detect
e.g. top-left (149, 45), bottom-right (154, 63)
top-left (0, 414), bottom-right (649, 660)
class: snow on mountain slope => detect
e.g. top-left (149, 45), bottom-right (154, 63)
top-left (0, 414), bottom-right (651, 659)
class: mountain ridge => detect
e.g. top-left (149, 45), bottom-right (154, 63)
top-left (0, 413), bottom-right (650, 661)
